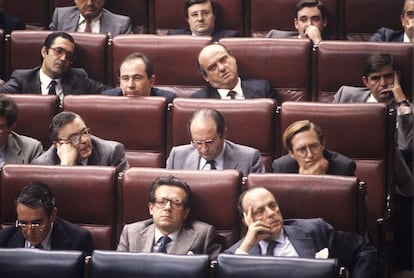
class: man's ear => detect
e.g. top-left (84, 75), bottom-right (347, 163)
top-left (41, 46), bottom-right (47, 59)
top-left (362, 76), bottom-right (368, 87)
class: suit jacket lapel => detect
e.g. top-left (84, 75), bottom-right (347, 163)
top-left (248, 244), bottom-right (262, 255)
top-left (223, 141), bottom-right (238, 169)
top-left (169, 225), bottom-right (196, 254)
top-left (50, 219), bottom-right (72, 250)
top-left (136, 224), bottom-right (155, 252)
top-left (284, 225), bottom-right (315, 258)
top-left (5, 133), bottom-right (22, 164)
top-left (7, 228), bottom-right (25, 248)
top-left (64, 11), bottom-right (79, 31)
top-left (183, 149), bottom-right (201, 170)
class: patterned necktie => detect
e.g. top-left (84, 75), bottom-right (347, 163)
top-left (157, 236), bottom-right (171, 253)
top-left (207, 160), bottom-right (216, 170)
top-left (48, 80), bottom-right (57, 95)
top-left (266, 240), bottom-right (277, 256)
top-left (84, 19), bottom-right (92, 33)
top-left (227, 90), bottom-right (236, 99)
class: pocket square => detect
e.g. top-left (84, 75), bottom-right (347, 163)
top-left (187, 251), bottom-right (194, 255)
top-left (315, 248), bottom-right (329, 259)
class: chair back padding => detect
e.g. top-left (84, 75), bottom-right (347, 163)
top-left (216, 254), bottom-right (339, 278)
top-left (0, 248), bottom-right (85, 278)
top-left (90, 250), bottom-right (210, 278)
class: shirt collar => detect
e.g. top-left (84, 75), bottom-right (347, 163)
top-left (154, 227), bottom-right (179, 243)
top-left (217, 77), bottom-right (244, 99)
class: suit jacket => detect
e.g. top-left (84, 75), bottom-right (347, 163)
top-left (31, 135), bottom-right (129, 172)
top-left (225, 218), bottom-right (377, 278)
top-left (0, 10), bottom-right (26, 33)
top-left (117, 218), bottom-right (222, 260)
top-left (266, 29), bottom-right (299, 39)
top-left (190, 79), bottom-right (273, 99)
top-left (49, 6), bottom-right (132, 36)
top-left (334, 86), bottom-right (414, 197)
top-left (166, 140), bottom-right (265, 176)
top-left (167, 28), bottom-right (239, 41)
top-left (4, 131), bottom-right (43, 165)
top-left (369, 27), bottom-right (404, 42)
top-left (0, 66), bottom-right (111, 95)
top-left (102, 87), bottom-right (177, 104)
top-left (0, 217), bottom-right (94, 255)
top-left (272, 149), bottom-right (356, 176)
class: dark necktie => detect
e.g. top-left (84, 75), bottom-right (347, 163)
top-left (48, 80), bottom-right (57, 95)
top-left (266, 240), bottom-right (277, 256)
top-left (207, 160), bottom-right (216, 170)
top-left (157, 236), bottom-right (171, 253)
top-left (84, 19), bottom-right (92, 33)
top-left (227, 90), bottom-right (236, 99)
top-left (34, 244), bottom-right (43, 249)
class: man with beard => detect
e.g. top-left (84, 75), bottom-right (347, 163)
top-left (32, 111), bottom-right (129, 172)
top-left (0, 32), bottom-right (111, 104)
top-left (225, 187), bottom-right (378, 278)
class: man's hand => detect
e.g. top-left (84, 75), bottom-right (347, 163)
top-left (239, 206), bottom-right (272, 253)
top-left (56, 141), bottom-right (78, 166)
top-left (299, 157), bottom-right (329, 175)
top-left (305, 25), bottom-right (322, 45)
top-left (380, 71), bottom-right (407, 104)
top-left (404, 18), bottom-right (414, 41)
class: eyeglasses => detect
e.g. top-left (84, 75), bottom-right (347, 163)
top-left (153, 197), bottom-right (184, 210)
top-left (294, 142), bottom-right (322, 157)
top-left (58, 128), bottom-right (91, 145)
top-left (191, 137), bottom-right (218, 148)
top-left (49, 47), bottom-right (74, 62)
top-left (15, 220), bottom-right (46, 231)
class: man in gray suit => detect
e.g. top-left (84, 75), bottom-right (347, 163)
top-left (166, 108), bottom-right (265, 176)
top-left (0, 95), bottom-right (43, 167)
top-left (191, 43), bottom-right (273, 99)
top-left (0, 32), bottom-right (111, 105)
top-left (117, 176), bottom-right (222, 259)
top-left (32, 111), bottom-right (129, 172)
top-left (225, 187), bottom-right (377, 278)
top-left (49, 0), bottom-right (132, 37)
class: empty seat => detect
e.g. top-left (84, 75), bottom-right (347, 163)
top-left (118, 167), bottom-right (242, 249)
top-left (7, 94), bottom-right (59, 149)
top-left (316, 41), bottom-right (413, 102)
top-left (219, 38), bottom-right (312, 102)
top-left (216, 254), bottom-right (339, 278)
top-left (169, 98), bottom-right (276, 172)
top-left (111, 34), bottom-right (211, 96)
top-left (63, 95), bottom-right (168, 168)
top-left (245, 173), bottom-right (367, 235)
top-left (0, 248), bottom-right (85, 278)
top-left (90, 250), bottom-right (210, 278)
top-left (0, 164), bottom-right (117, 250)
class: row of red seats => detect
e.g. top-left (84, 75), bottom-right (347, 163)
top-left (0, 31), bottom-right (412, 103)
top-left (5, 0), bottom-right (405, 39)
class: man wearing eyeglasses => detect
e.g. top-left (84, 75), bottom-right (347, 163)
top-left (0, 181), bottom-right (93, 254)
top-left (0, 32), bottom-right (111, 104)
top-left (166, 108), bottom-right (265, 176)
top-left (117, 176), bottom-right (222, 259)
top-left (32, 111), bottom-right (129, 172)
top-left (166, 0), bottom-right (238, 41)
top-left (272, 120), bottom-right (355, 176)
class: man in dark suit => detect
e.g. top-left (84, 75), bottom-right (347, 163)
top-left (167, 0), bottom-right (238, 41)
top-left (0, 181), bottom-right (93, 255)
top-left (266, 0), bottom-right (327, 46)
top-left (49, 0), bottom-right (131, 37)
top-left (370, 0), bottom-right (414, 42)
top-left (32, 111), bottom-right (129, 172)
top-left (0, 32), bottom-right (111, 104)
top-left (117, 176), bottom-right (222, 259)
top-left (191, 43), bottom-right (273, 99)
top-left (225, 187), bottom-right (378, 278)
top-left (272, 120), bottom-right (355, 176)
top-left (102, 52), bottom-right (176, 103)
top-left (166, 108), bottom-right (265, 176)
top-left (0, 95), bottom-right (43, 167)
top-left (0, 0), bottom-right (25, 33)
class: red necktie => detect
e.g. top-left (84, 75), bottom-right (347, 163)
top-left (84, 19), bottom-right (92, 33)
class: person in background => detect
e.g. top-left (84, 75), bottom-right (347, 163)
top-left (0, 0), bottom-right (25, 33)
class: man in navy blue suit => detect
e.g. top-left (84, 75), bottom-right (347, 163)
top-left (225, 187), bottom-right (378, 278)
top-left (102, 52), bottom-right (176, 103)
top-left (191, 43), bottom-right (273, 99)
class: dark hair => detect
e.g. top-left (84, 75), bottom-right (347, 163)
top-left (0, 94), bottom-right (18, 127)
top-left (149, 176), bottom-right (193, 209)
top-left (119, 52), bottom-right (154, 79)
top-left (43, 32), bottom-right (75, 49)
top-left (188, 108), bottom-right (227, 138)
top-left (49, 111), bottom-right (81, 142)
top-left (184, 0), bottom-right (217, 19)
top-left (363, 53), bottom-right (395, 77)
top-left (196, 42), bottom-right (233, 76)
top-left (402, 0), bottom-right (414, 15)
top-left (16, 181), bottom-right (56, 217)
top-left (295, 0), bottom-right (327, 19)
top-left (283, 120), bottom-right (325, 151)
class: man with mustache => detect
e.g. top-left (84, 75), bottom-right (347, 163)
top-left (225, 187), bottom-right (378, 278)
